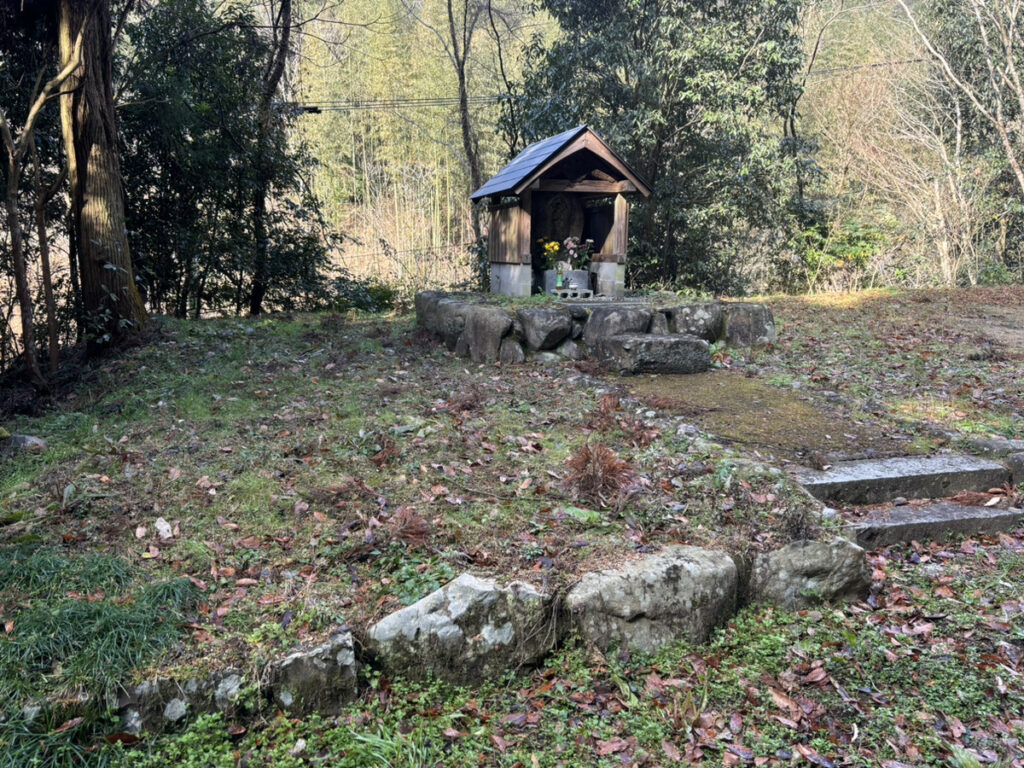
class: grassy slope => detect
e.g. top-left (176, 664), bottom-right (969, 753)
top-left (1, 286), bottom-right (1023, 766)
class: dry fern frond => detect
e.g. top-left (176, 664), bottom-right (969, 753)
top-left (564, 441), bottom-right (634, 507)
top-left (445, 386), bottom-right (482, 414)
top-left (387, 506), bottom-right (432, 547)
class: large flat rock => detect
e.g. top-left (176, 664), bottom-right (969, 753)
top-left (749, 538), bottom-right (869, 609)
top-left (566, 545), bottom-right (736, 653)
top-left (793, 455), bottom-right (1010, 504)
top-left (366, 574), bottom-right (556, 683)
top-left (846, 501), bottom-right (1024, 548)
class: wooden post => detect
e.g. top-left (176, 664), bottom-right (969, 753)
top-left (517, 190), bottom-right (532, 263)
top-left (611, 193), bottom-right (628, 260)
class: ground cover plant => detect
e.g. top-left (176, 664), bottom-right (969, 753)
top-left (1, 284), bottom-right (1023, 765)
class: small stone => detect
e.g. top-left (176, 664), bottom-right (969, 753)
top-left (290, 738), bottom-right (307, 757)
top-left (531, 351), bottom-right (561, 364)
top-left (1007, 453), bottom-right (1024, 484)
top-left (2, 434), bottom-right (48, 453)
top-left (648, 312), bottom-right (670, 335)
top-left (893, 497), bottom-right (908, 506)
top-left (163, 698), bottom-right (187, 722)
top-left (554, 338), bottom-right (585, 360)
top-left (498, 338), bottom-right (526, 365)
top-left (214, 673), bottom-right (243, 710)
top-left (676, 422), bottom-right (700, 438)
top-left (123, 709), bottom-right (143, 735)
top-left (155, 517), bottom-right (174, 540)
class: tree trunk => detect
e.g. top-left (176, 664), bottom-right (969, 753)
top-left (31, 139), bottom-right (65, 375)
top-left (448, 0), bottom-right (483, 241)
top-left (4, 153), bottom-right (48, 391)
top-left (58, 0), bottom-right (146, 353)
top-left (249, 170), bottom-right (270, 315)
top-left (249, 0), bottom-right (292, 316)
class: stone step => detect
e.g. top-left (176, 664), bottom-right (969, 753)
top-left (845, 501), bottom-right (1024, 548)
top-left (597, 332), bottom-right (710, 375)
top-left (793, 455), bottom-right (1010, 505)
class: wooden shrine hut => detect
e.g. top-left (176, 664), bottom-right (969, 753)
top-left (470, 126), bottom-right (651, 298)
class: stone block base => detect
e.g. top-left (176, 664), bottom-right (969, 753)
top-left (590, 262), bottom-right (625, 298)
top-left (490, 264), bottom-right (531, 297)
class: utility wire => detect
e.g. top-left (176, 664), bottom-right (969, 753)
top-left (806, 58), bottom-right (926, 78)
top-left (289, 95), bottom-right (501, 113)
top-left (339, 241), bottom-right (476, 260)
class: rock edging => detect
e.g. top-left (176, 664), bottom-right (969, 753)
top-left (414, 291), bottom-right (775, 374)
top-left (115, 533), bottom-right (866, 733)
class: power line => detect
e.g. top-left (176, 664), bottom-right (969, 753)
top-left (289, 95), bottom-right (502, 113)
top-left (339, 241), bottom-right (476, 261)
top-left (807, 58), bottom-right (926, 78)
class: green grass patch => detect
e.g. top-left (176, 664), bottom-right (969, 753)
top-left (0, 547), bottom-right (197, 703)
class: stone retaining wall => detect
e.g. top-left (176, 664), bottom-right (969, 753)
top-left (414, 291), bottom-right (776, 374)
top-left (113, 534), bottom-right (867, 733)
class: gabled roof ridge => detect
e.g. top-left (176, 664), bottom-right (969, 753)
top-left (470, 125), bottom-right (589, 201)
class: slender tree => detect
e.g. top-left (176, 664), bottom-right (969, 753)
top-left (0, 27), bottom-right (82, 389)
top-left (30, 137), bottom-right (66, 374)
top-left (249, 0), bottom-right (292, 315)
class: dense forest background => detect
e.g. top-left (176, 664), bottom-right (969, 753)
top-left (3, 0), bottom-right (1024, 387)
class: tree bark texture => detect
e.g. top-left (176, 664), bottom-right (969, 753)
top-left (59, 0), bottom-right (146, 351)
top-left (249, 0), bottom-right (291, 316)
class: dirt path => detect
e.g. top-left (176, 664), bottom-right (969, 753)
top-left (961, 302), bottom-right (1024, 355)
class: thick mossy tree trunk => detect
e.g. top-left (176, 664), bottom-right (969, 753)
top-left (58, 0), bottom-right (146, 352)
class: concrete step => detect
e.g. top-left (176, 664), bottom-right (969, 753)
top-left (845, 501), bottom-right (1024, 548)
top-left (793, 455), bottom-right (1010, 505)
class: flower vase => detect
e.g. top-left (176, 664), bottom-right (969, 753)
top-left (555, 267), bottom-right (564, 289)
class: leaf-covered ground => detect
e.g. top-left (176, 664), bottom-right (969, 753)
top-left (1, 285), bottom-right (1023, 766)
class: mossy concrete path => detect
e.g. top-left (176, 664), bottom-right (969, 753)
top-left (628, 369), bottom-right (922, 463)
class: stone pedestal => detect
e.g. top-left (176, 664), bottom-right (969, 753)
top-left (490, 264), bottom-right (531, 297)
top-left (543, 269), bottom-right (590, 294)
top-left (591, 262), bottom-right (625, 298)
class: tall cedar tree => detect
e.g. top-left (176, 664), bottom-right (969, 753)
top-left (59, 0), bottom-right (146, 351)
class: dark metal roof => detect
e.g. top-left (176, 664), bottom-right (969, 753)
top-left (470, 125), bottom-right (588, 201)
